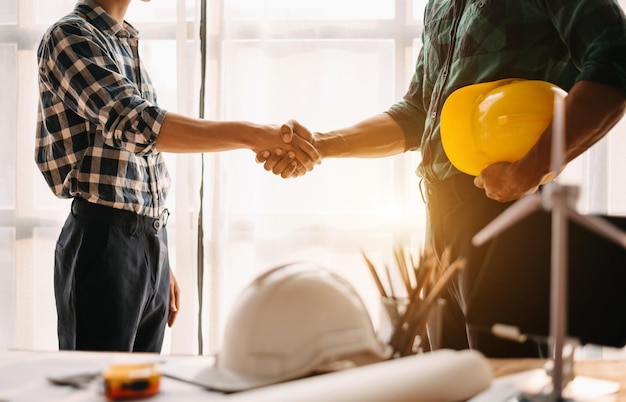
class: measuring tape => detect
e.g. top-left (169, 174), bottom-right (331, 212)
top-left (102, 363), bottom-right (161, 400)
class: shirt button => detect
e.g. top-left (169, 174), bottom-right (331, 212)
top-left (153, 220), bottom-right (161, 230)
top-left (478, 1), bottom-right (485, 7)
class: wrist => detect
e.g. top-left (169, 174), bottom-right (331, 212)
top-left (314, 130), bottom-right (349, 158)
top-left (242, 123), bottom-right (274, 151)
top-left (515, 145), bottom-right (553, 188)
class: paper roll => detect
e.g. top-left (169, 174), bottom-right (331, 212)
top-left (226, 349), bottom-right (493, 402)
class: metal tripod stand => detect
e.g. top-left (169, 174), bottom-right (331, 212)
top-left (472, 98), bottom-right (626, 401)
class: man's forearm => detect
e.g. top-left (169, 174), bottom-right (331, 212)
top-left (518, 80), bottom-right (626, 183)
top-left (564, 80), bottom-right (626, 161)
top-left (155, 112), bottom-right (277, 153)
top-left (316, 113), bottom-right (407, 159)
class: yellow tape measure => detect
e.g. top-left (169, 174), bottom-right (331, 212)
top-left (102, 363), bottom-right (161, 400)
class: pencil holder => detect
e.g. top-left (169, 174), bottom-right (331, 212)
top-left (378, 296), bottom-right (410, 345)
top-left (362, 244), bottom-right (466, 357)
top-left (425, 297), bottom-right (447, 351)
top-left (388, 297), bottom-right (435, 356)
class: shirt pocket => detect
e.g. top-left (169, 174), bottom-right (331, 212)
top-left (422, 1), bottom-right (455, 70)
top-left (456, 0), bottom-right (506, 55)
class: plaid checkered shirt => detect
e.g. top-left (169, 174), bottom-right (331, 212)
top-left (35, 0), bottom-right (170, 218)
top-left (387, 0), bottom-right (626, 183)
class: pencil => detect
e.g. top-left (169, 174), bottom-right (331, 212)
top-left (394, 244), bottom-right (413, 296)
top-left (361, 250), bottom-right (388, 298)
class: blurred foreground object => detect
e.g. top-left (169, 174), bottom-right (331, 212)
top-left (225, 349), bottom-right (492, 402)
top-left (187, 262), bottom-right (392, 392)
top-left (102, 363), bottom-right (161, 400)
top-left (363, 245), bottom-right (466, 356)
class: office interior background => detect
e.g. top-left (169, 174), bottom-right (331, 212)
top-left (2, 0), bottom-right (626, 356)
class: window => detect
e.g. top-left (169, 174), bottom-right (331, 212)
top-left (2, 0), bottom-right (625, 359)
top-left (1, 0), bottom-right (425, 354)
top-left (197, 0), bottom-right (426, 353)
top-left (0, 0), bottom-right (199, 352)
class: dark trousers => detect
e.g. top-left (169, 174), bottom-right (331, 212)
top-left (54, 198), bottom-right (170, 352)
top-left (423, 174), bottom-right (626, 357)
top-left (423, 174), bottom-right (543, 357)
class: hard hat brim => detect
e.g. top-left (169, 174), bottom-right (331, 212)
top-left (190, 364), bottom-right (283, 393)
top-left (441, 79), bottom-right (521, 176)
top-left (166, 348), bottom-right (393, 393)
top-left (186, 341), bottom-right (391, 392)
top-left (160, 359), bottom-right (283, 393)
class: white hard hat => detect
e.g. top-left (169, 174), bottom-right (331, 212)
top-left (194, 262), bottom-right (392, 392)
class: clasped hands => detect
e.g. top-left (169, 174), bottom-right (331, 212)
top-left (255, 119), bottom-right (541, 202)
top-left (256, 120), bottom-right (320, 178)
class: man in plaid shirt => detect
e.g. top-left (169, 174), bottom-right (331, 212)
top-left (36, 0), bottom-right (320, 352)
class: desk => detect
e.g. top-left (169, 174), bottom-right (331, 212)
top-left (487, 358), bottom-right (626, 401)
top-left (0, 350), bottom-right (224, 402)
top-left (2, 350), bottom-right (624, 401)
top-left (0, 349), bottom-right (490, 402)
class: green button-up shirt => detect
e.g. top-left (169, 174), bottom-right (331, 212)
top-left (387, 0), bottom-right (626, 183)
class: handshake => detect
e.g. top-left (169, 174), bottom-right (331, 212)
top-left (255, 119), bottom-right (322, 179)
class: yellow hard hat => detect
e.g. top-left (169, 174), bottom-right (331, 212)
top-left (441, 78), bottom-right (567, 176)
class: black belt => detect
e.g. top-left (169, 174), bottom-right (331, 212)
top-left (71, 197), bottom-right (169, 234)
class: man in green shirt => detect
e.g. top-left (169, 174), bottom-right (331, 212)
top-left (258, 0), bottom-right (626, 356)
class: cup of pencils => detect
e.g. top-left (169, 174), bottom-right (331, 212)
top-left (378, 296), bottom-right (410, 345)
top-left (362, 244), bottom-right (466, 357)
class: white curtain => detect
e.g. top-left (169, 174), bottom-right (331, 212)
top-left (2, 0), bottom-right (626, 357)
top-left (195, 0), bottom-right (430, 355)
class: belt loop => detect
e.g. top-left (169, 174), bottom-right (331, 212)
top-left (161, 208), bottom-right (170, 228)
top-left (71, 198), bottom-right (78, 217)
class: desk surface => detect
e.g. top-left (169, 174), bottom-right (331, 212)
top-left (0, 349), bottom-right (490, 402)
top-left (1, 350), bottom-right (625, 401)
top-left (490, 358), bottom-right (626, 401)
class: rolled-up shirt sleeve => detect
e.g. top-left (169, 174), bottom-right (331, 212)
top-left (550, 0), bottom-right (626, 96)
top-left (39, 21), bottom-right (165, 155)
top-left (386, 46), bottom-right (428, 153)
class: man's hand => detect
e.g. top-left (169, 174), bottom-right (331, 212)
top-left (474, 161), bottom-right (541, 203)
top-left (256, 120), bottom-right (321, 178)
top-left (168, 269), bottom-right (180, 327)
